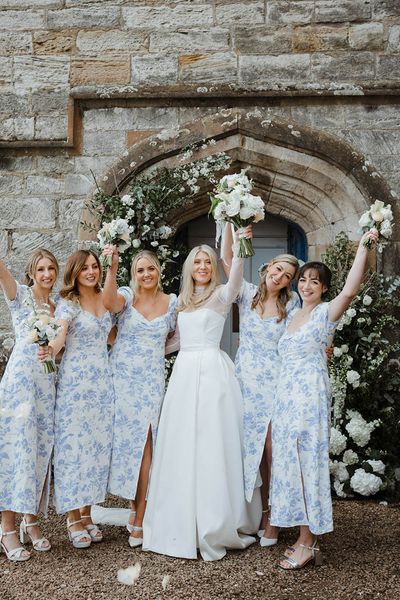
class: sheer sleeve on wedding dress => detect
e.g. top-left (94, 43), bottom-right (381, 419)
top-left (165, 324), bottom-right (180, 354)
top-left (204, 255), bottom-right (244, 318)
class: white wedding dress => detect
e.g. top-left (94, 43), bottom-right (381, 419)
top-left (143, 256), bottom-right (261, 561)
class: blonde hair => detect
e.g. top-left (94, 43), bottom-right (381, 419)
top-left (178, 245), bottom-right (220, 312)
top-left (251, 254), bottom-right (299, 322)
top-left (60, 250), bottom-right (102, 302)
top-left (24, 248), bottom-right (59, 287)
top-left (130, 250), bottom-right (163, 294)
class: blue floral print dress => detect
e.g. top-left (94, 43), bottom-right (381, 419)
top-left (270, 302), bottom-right (338, 535)
top-left (53, 298), bottom-right (114, 514)
top-left (235, 281), bottom-right (300, 501)
top-left (107, 287), bottom-right (178, 500)
top-left (0, 283), bottom-right (55, 516)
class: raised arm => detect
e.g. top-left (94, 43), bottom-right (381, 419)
top-left (102, 245), bottom-right (126, 314)
top-left (220, 223), bottom-right (234, 278)
top-left (328, 230), bottom-right (378, 322)
top-left (0, 259), bottom-right (17, 301)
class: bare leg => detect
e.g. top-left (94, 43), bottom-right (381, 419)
top-left (1, 511), bottom-right (30, 558)
top-left (130, 428), bottom-right (152, 539)
top-left (262, 424), bottom-right (279, 540)
top-left (280, 526), bottom-right (321, 569)
top-left (68, 508), bottom-right (91, 542)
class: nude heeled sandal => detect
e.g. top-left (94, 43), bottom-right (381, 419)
top-left (20, 517), bottom-right (51, 552)
top-left (67, 518), bottom-right (91, 549)
top-left (0, 526), bottom-right (31, 562)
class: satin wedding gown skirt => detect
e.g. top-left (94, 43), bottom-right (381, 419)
top-left (143, 308), bottom-right (261, 561)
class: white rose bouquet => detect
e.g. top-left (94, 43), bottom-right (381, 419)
top-left (359, 200), bottom-right (394, 249)
top-left (209, 170), bottom-right (265, 257)
top-left (27, 307), bottom-right (61, 374)
top-left (97, 218), bottom-right (134, 268)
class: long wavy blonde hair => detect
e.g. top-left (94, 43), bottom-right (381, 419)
top-left (130, 250), bottom-right (163, 295)
top-left (177, 245), bottom-right (220, 312)
top-left (24, 248), bottom-right (59, 287)
top-left (60, 250), bottom-right (102, 302)
top-left (251, 254), bottom-right (299, 322)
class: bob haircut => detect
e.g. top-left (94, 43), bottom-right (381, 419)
top-left (178, 245), bottom-right (220, 312)
top-left (297, 261), bottom-right (332, 298)
top-left (252, 253), bottom-right (299, 322)
top-left (60, 250), bottom-right (102, 302)
top-left (24, 248), bottom-right (59, 287)
top-left (130, 250), bottom-right (163, 294)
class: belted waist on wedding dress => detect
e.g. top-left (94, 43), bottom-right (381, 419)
top-left (180, 343), bottom-right (220, 352)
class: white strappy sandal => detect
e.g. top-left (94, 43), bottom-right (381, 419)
top-left (0, 526), bottom-right (31, 562)
top-left (126, 510), bottom-right (137, 534)
top-left (81, 514), bottom-right (103, 543)
top-left (19, 517), bottom-right (51, 552)
top-left (67, 518), bottom-right (92, 549)
top-left (128, 525), bottom-right (143, 548)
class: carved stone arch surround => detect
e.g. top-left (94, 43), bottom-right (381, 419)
top-left (81, 109), bottom-right (397, 265)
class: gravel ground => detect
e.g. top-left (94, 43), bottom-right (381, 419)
top-left (1, 499), bottom-right (399, 600)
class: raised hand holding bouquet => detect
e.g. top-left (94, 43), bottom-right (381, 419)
top-left (97, 218), bottom-right (134, 268)
top-left (209, 170), bottom-right (264, 257)
top-left (27, 305), bottom-right (61, 374)
top-left (359, 200), bottom-right (394, 250)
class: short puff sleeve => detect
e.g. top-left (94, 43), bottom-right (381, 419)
top-left (55, 298), bottom-right (80, 323)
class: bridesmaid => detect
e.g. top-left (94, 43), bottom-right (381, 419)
top-left (271, 230), bottom-right (378, 570)
top-left (143, 229), bottom-right (261, 562)
top-left (0, 249), bottom-right (58, 561)
top-left (102, 246), bottom-right (177, 548)
top-left (40, 250), bottom-right (114, 549)
top-left (221, 224), bottom-right (299, 546)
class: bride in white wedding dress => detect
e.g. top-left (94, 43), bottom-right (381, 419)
top-left (143, 233), bottom-right (261, 561)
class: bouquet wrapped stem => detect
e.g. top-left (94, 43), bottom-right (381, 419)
top-left (97, 219), bottom-right (134, 269)
top-left (26, 304), bottom-right (61, 375)
top-left (38, 342), bottom-right (56, 374)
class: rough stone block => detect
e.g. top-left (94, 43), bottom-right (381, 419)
top-left (84, 107), bottom-right (138, 133)
top-left (372, 0), bottom-right (400, 18)
top-left (0, 0), bottom-right (62, 6)
top-left (0, 232), bottom-right (7, 258)
top-left (293, 25), bottom-right (349, 52)
top-left (0, 119), bottom-right (18, 142)
top-left (70, 57), bottom-right (131, 85)
top-left (131, 54), bottom-right (178, 86)
top-left (0, 175), bottom-right (25, 196)
top-left (215, 1), bottom-right (264, 24)
top-left (233, 26), bottom-right (292, 54)
top-left (82, 130), bottom-right (126, 157)
top-left (267, 1), bottom-right (314, 25)
top-left (14, 56), bottom-right (70, 92)
top-left (26, 175), bottom-right (63, 195)
top-left (0, 93), bottom-right (30, 115)
top-left (0, 156), bottom-right (36, 173)
top-left (0, 32), bottom-right (32, 56)
top-left (11, 231), bottom-right (77, 269)
top-left (0, 10), bottom-right (46, 30)
top-left (73, 156), bottom-right (112, 181)
top-left (33, 30), bottom-right (76, 54)
top-left (134, 107), bottom-right (179, 129)
top-left (349, 22), bottom-right (384, 50)
top-left (0, 197), bottom-right (56, 229)
top-left (378, 55), bottom-right (400, 79)
top-left (311, 52), bottom-right (376, 81)
top-left (57, 197), bottom-right (85, 234)
top-left (150, 29), bottom-right (230, 53)
top-left (77, 30), bottom-right (147, 54)
top-left (343, 104), bottom-right (400, 129)
top-left (388, 25), bottom-right (400, 51)
top-left (31, 91), bottom-right (69, 114)
top-left (64, 174), bottom-right (92, 196)
top-left (0, 117), bottom-right (34, 142)
top-left (38, 155), bottom-right (75, 175)
top-left (239, 54), bottom-right (310, 85)
top-left (0, 58), bottom-right (12, 85)
top-left (179, 52), bottom-right (237, 83)
top-left (122, 5), bottom-right (213, 28)
top-left (314, 0), bottom-right (372, 23)
top-left (47, 7), bottom-right (120, 29)
top-left (35, 116), bottom-right (68, 141)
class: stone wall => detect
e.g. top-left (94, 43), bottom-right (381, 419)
top-left (1, 0), bottom-right (400, 341)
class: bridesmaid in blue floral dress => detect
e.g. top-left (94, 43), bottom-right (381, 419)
top-left (271, 231), bottom-right (378, 570)
top-left (0, 249), bottom-right (59, 561)
top-left (222, 224), bottom-right (299, 546)
top-left (102, 247), bottom-right (177, 548)
top-left (42, 250), bottom-right (114, 550)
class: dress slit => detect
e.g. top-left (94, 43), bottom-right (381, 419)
top-left (37, 456), bottom-right (52, 517)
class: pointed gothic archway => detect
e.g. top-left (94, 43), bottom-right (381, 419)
top-left (80, 109), bottom-right (397, 268)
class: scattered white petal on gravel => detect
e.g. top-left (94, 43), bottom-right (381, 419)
top-left (255, 571), bottom-right (264, 576)
top-left (379, 501), bottom-right (388, 506)
top-left (162, 575), bottom-right (171, 591)
top-left (117, 563), bottom-right (141, 586)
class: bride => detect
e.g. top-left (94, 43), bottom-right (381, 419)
top-left (143, 228), bottom-right (261, 561)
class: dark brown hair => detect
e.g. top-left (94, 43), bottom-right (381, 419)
top-left (297, 262), bottom-right (332, 298)
top-left (60, 250), bottom-right (102, 302)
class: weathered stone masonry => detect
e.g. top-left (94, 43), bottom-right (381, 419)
top-left (1, 0), bottom-right (400, 338)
